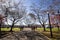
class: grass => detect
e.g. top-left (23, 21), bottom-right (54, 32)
top-left (36, 27), bottom-right (60, 40)
top-left (12, 28), bottom-right (20, 31)
top-left (1, 28), bottom-right (20, 31)
top-left (1, 28), bottom-right (11, 31)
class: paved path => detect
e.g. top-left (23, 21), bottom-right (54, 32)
top-left (0, 31), bottom-right (49, 40)
top-left (23, 28), bottom-right (32, 31)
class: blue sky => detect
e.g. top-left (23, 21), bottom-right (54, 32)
top-left (23, 0), bottom-right (60, 12)
top-left (23, 0), bottom-right (53, 12)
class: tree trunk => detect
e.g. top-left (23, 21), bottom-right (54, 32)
top-left (0, 23), bottom-right (1, 37)
top-left (48, 13), bottom-right (53, 38)
top-left (32, 27), bottom-right (35, 31)
top-left (10, 19), bottom-right (16, 32)
top-left (57, 25), bottom-right (59, 31)
top-left (0, 20), bottom-right (2, 38)
top-left (43, 24), bottom-right (46, 31)
top-left (20, 27), bottom-right (23, 31)
top-left (10, 21), bottom-right (15, 32)
top-left (10, 23), bottom-right (14, 32)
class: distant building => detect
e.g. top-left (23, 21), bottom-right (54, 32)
top-left (50, 14), bottom-right (60, 27)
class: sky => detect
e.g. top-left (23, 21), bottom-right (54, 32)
top-left (23, 0), bottom-right (60, 12)
top-left (1, 0), bottom-right (60, 13)
top-left (23, 0), bottom-right (53, 12)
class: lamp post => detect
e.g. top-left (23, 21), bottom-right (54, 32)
top-left (57, 10), bottom-right (60, 31)
top-left (47, 12), bottom-right (53, 38)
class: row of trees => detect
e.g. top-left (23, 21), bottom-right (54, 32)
top-left (0, 0), bottom-right (60, 38)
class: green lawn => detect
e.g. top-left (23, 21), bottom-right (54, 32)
top-left (36, 28), bottom-right (60, 40)
top-left (1, 28), bottom-right (20, 31)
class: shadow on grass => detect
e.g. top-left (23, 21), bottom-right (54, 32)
top-left (0, 31), bottom-right (11, 39)
top-left (41, 31), bottom-right (60, 40)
